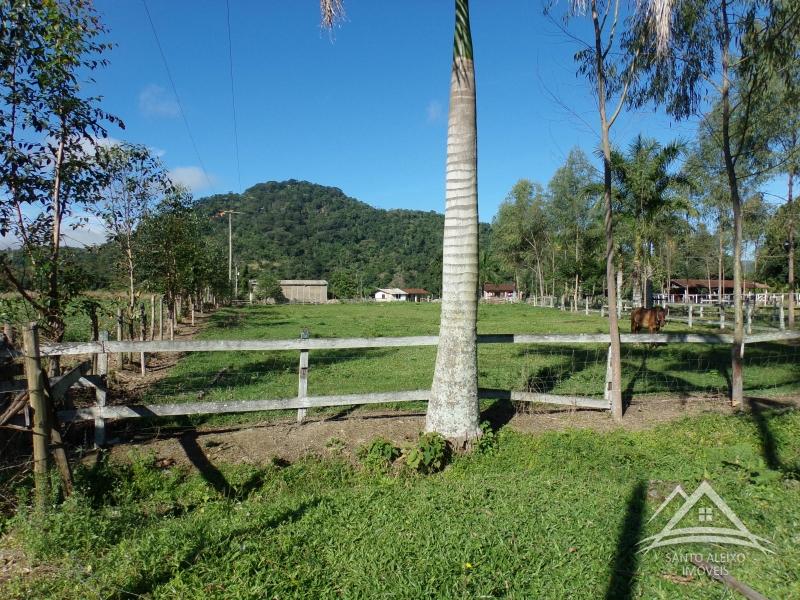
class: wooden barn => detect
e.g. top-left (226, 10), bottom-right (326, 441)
top-left (280, 280), bottom-right (328, 303)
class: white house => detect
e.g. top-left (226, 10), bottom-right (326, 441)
top-left (374, 288), bottom-right (408, 302)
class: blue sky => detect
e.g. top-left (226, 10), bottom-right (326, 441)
top-left (84, 0), bottom-right (709, 228)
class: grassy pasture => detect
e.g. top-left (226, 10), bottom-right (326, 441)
top-left (140, 303), bottom-right (799, 428)
top-left (3, 411), bottom-right (799, 599)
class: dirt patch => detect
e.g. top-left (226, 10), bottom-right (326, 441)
top-left (102, 393), bottom-right (799, 471)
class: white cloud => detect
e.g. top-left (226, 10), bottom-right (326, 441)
top-left (138, 84), bottom-right (180, 118)
top-left (426, 100), bottom-right (443, 124)
top-left (168, 166), bottom-right (216, 192)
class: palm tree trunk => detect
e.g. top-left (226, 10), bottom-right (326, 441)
top-left (427, 0), bottom-right (481, 447)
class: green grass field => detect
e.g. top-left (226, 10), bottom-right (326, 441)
top-left (142, 304), bottom-right (799, 425)
top-left (3, 411), bottom-right (799, 599)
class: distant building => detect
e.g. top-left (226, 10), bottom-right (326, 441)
top-left (483, 283), bottom-right (516, 301)
top-left (403, 288), bottom-right (433, 302)
top-left (280, 280), bottom-right (328, 303)
top-left (374, 288), bottom-right (408, 302)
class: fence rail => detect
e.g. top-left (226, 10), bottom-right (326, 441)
top-left (6, 329), bottom-right (800, 450)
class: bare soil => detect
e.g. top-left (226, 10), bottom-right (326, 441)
top-left (104, 392), bottom-right (799, 470)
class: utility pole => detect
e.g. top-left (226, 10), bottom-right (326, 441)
top-left (217, 210), bottom-right (242, 290)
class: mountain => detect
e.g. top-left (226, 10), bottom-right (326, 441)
top-left (197, 180), bottom-right (454, 295)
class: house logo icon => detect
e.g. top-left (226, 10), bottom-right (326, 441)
top-left (638, 481), bottom-right (773, 554)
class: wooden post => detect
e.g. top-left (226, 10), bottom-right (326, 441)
top-left (600, 305), bottom-right (605, 317)
top-left (190, 299), bottom-right (195, 326)
top-left (23, 324), bottom-right (49, 509)
top-left (719, 306), bottom-right (725, 330)
top-left (139, 303), bottom-right (146, 375)
top-left (116, 308), bottom-right (124, 367)
top-left (150, 294), bottom-right (156, 340)
top-left (688, 304), bottom-right (693, 329)
top-left (603, 344), bottom-right (613, 409)
top-left (746, 302), bottom-right (752, 335)
top-left (779, 299), bottom-right (785, 331)
top-left (297, 328), bottom-right (309, 423)
top-left (158, 296), bottom-right (164, 341)
top-left (585, 298), bottom-right (589, 316)
top-left (95, 331), bottom-right (109, 447)
top-left (699, 305), bottom-right (704, 319)
top-left (169, 302), bottom-right (175, 341)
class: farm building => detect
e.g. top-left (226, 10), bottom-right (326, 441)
top-left (667, 278), bottom-right (769, 303)
top-left (374, 288), bottom-right (408, 302)
top-left (403, 288), bottom-right (433, 302)
top-left (280, 280), bottom-right (328, 303)
top-left (483, 283), bottom-right (517, 301)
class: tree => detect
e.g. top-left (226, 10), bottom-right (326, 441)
top-left (255, 271), bottom-right (285, 302)
top-left (628, 0), bottom-right (800, 403)
top-left (547, 148), bottom-right (601, 308)
top-left (0, 0), bottom-right (121, 372)
top-left (426, 0), bottom-right (482, 446)
top-left (492, 179), bottom-right (550, 298)
top-left (95, 143), bottom-right (173, 312)
top-left (546, 0), bottom-right (666, 421)
top-left (137, 190), bottom-right (226, 330)
top-left (611, 136), bottom-right (691, 307)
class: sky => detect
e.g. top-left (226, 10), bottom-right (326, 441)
top-left (2, 0), bottom-right (787, 248)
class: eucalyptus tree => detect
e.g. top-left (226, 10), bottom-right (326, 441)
top-left (95, 143), bottom-right (173, 312)
top-left (547, 148), bottom-right (600, 308)
top-left (493, 179), bottom-right (550, 298)
top-left (611, 136), bottom-right (691, 308)
top-left (627, 0), bottom-right (800, 404)
top-left (0, 0), bottom-right (120, 371)
top-left (545, 0), bottom-right (672, 421)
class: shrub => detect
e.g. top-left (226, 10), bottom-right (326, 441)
top-left (357, 438), bottom-right (401, 471)
top-left (405, 432), bottom-right (449, 474)
top-left (475, 421), bottom-right (499, 454)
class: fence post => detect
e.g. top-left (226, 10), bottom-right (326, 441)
top-left (585, 298), bottom-right (589, 316)
top-left (150, 294), bottom-right (156, 340)
top-left (139, 304), bottom-right (147, 375)
top-left (779, 299), bottom-right (785, 331)
top-left (719, 306), bottom-right (725, 330)
top-left (158, 296), bottom-right (164, 341)
top-left (297, 328), bottom-right (310, 423)
top-left (603, 344), bottom-right (613, 409)
top-left (190, 299), bottom-right (195, 326)
top-left (95, 331), bottom-right (109, 447)
top-left (600, 305), bottom-right (605, 318)
top-left (746, 302), bottom-right (752, 335)
top-left (688, 304), bottom-right (693, 328)
top-left (116, 308), bottom-right (124, 367)
top-left (699, 305), bottom-right (704, 319)
top-left (23, 323), bottom-right (49, 509)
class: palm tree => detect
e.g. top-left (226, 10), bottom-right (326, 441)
top-left (320, 0), bottom-right (481, 445)
top-left (611, 136), bottom-right (692, 307)
top-left (426, 0), bottom-right (482, 447)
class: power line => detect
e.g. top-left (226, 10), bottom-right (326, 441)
top-left (225, 0), bottom-right (242, 192)
top-left (141, 0), bottom-right (214, 192)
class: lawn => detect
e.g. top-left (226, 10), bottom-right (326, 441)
top-left (141, 304), bottom-right (799, 424)
top-left (2, 410), bottom-right (799, 599)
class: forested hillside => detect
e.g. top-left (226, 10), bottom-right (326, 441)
top-left (198, 180), bottom-right (453, 295)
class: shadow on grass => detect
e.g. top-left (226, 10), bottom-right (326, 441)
top-left (119, 497), bottom-right (321, 599)
top-left (605, 480), bottom-right (648, 600)
top-left (746, 397), bottom-right (800, 478)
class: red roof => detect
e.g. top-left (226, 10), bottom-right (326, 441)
top-left (484, 283), bottom-right (516, 293)
top-left (402, 288), bottom-right (431, 295)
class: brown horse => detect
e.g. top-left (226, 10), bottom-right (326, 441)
top-left (631, 307), bottom-right (667, 333)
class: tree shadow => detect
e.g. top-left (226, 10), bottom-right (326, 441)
top-left (605, 480), bottom-right (648, 600)
top-left (746, 397), bottom-right (800, 478)
top-left (622, 349), bottom-right (649, 413)
top-left (480, 398), bottom-right (515, 429)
